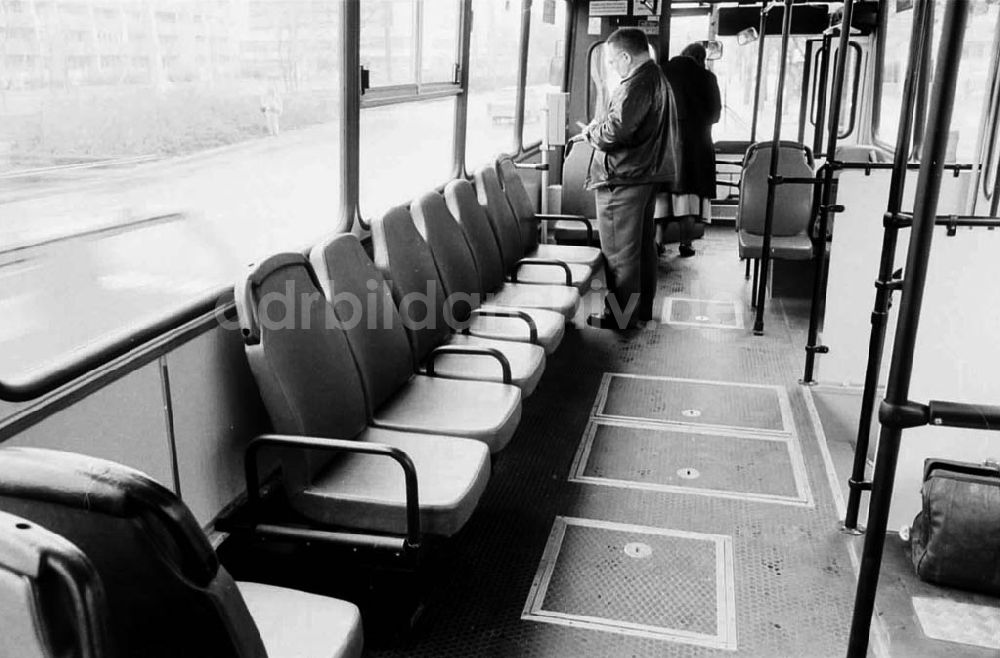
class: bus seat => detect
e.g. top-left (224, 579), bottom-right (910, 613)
top-left (0, 510), bottom-right (106, 658)
top-left (496, 154), bottom-right (603, 272)
top-left (484, 163), bottom-right (594, 292)
top-left (474, 165), bottom-right (591, 293)
top-left (737, 141), bottom-right (815, 261)
top-left (0, 447), bottom-right (364, 658)
top-left (368, 207), bottom-right (545, 398)
top-left (450, 177), bottom-right (581, 320)
top-left (236, 254), bottom-right (493, 528)
top-left (412, 189), bottom-right (566, 355)
top-left (550, 142), bottom-right (601, 245)
top-left (308, 235), bottom-right (522, 451)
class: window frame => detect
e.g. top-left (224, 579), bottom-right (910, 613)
top-left (517, 0), bottom-right (573, 154)
top-left (359, 0), bottom-right (464, 108)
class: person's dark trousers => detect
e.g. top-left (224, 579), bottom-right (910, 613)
top-left (594, 183), bottom-right (657, 326)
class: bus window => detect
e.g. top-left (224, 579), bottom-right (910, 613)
top-left (522, 0), bottom-right (567, 148)
top-left (422, 0), bottom-right (462, 84)
top-left (359, 0), bottom-right (462, 219)
top-left (669, 13), bottom-right (710, 57)
top-left (359, 97), bottom-right (457, 218)
top-left (879, 1), bottom-right (999, 161)
top-left (466, 0), bottom-right (523, 169)
top-left (714, 33), bottom-right (808, 143)
top-left (0, 0), bottom-right (343, 382)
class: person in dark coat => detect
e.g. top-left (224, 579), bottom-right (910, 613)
top-left (661, 42), bottom-right (722, 257)
top-left (578, 28), bottom-right (679, 330)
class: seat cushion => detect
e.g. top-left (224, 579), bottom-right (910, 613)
top-left (421, 334), bottom-right (546, 397)
top-left (373, 375), bottom-right (522, 453)
top-left (289, 427), bottom-right (491, 537)
top-left (738, 231), bottom-right (814, 260)
top-left (466, 305), bottom-right (565, 355)
top-left (531, 243), bottom-right (603, 268)
top-left (488, 283), bottom-right (580, 320)
top-left (552, 218), bottom-right (599, 245)
top-left (237, 581), bottom-right (364, 658)
top-left (513, 260), bottom-right (593, 292)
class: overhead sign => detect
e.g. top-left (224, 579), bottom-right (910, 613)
top-left (632, 0), bottom-right (658, 17)
top-left (636, 19), bottom-right (659, 36)
top-left (589, 1), bottom-right (628, 17)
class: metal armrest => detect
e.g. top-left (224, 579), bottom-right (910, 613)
top-left (468, 308), bottom-right (538, 344)
top-left (245, 433), bottom-right (421, 549)
top-left (512, 258), bottom-right (573, 286)
top-left (426, 345), bottom-right (512, 384)
top-left (534, 213), bottom-right (595, 245)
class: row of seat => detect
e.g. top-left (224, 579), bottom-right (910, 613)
top-left (0, 156), bottom-right (603, 657)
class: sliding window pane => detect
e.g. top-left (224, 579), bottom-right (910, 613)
top-left (421, 0), bottom-right (461, 83)
top-left (361, 0), bottom-right (417, 88)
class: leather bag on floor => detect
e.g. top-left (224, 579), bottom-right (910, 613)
top-left (910, 458), bottom-right (1000, 595)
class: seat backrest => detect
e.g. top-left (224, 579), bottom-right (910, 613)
top-left (444, 179), bottom-right (506, 294)
top-left (0, 510), bottom-right (106, 658)
top-left (473, 165), bottom-right (525, 270)
top-left (0, 447), bottom-right (268, 658)
top-left (738, 141), bottom-right (815, 237)
top-left (495, 156), bottom-right (540, 252)
top-left (235, 252), bottom-right (369, 440)
top-left (310, 233), bottom-right (415, 413)
top-left (411, 191), bottom-right (484, 323)
top-left (371, 205), bottom-right (453, 365)
top-left (561, 141), bottom-right (597, 218)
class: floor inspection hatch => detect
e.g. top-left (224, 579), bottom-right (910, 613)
top-left (522, 517), bottom-right (737, 650)
top-left (592, 373), bottom-right (794, 436)
top-left (662, 297), bottom-right (744, 330)
top-left (568, 421), bottom-right (814, 507)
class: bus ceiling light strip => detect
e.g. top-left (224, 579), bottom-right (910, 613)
top-left (847, 1), bottom-right (973, 655)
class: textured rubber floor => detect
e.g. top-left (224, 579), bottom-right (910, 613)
top-left (362, 227), bottom-right (861, 657)
top-left (572, 421), bottom-right (805, 502)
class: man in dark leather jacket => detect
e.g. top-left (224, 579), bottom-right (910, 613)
top-left (580, 27), bottom-right (679, 330)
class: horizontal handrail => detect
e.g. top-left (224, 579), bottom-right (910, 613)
top-left (426, 345), bottom-right (512, 385)
top-left (469, 308), bottom-right (539, 345)
top-left (512, 258), bottom-right (573, 286)
top-left (0, 287), bottom-right (226, 403)
top-left (245, 433), bottom-right (421, 549)
top-left (928, 400), bottom-right (1000, 430)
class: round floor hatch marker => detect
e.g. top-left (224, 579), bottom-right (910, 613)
top-left (681, 409), bottom-right (702, 417)
top-left (677, 467), bottom-right (700, 480)
top-left (695, 315), bottom-right (710, 322)
top-left (623, 542), bottom-right (653, 559)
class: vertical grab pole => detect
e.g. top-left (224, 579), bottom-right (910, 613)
top-left (842, 0), bottom-right (933, 530)
top-left (846, 2), bottom-right (968, 656)
top-left (752, 0), bottom-right (794, 336)
top-left (802, 0), bottom-right (857, 383)
top-left (811, 33), bottom-right (832, 157)
top-left (751, 8), bottom-right (767, 142)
